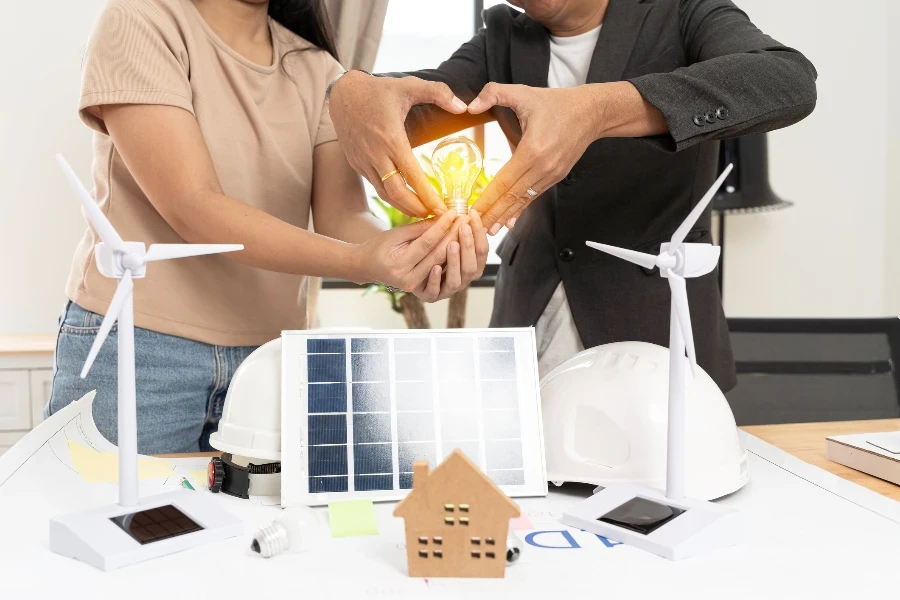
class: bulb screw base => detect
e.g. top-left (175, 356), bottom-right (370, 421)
top-left (251, 520), bottom-right (290, 558)
top-left (445, 197), bottom-right (468, 216)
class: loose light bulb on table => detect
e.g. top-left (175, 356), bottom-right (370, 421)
top-left (431, 136), bottom-right (484, 216)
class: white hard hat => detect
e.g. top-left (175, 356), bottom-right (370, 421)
top-left (210, 338), bottom-right (283, 461)
top-left (540, 341), bottom-right (748, 500)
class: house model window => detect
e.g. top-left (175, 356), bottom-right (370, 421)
top-left (393, 450), bottom-right (520, 579)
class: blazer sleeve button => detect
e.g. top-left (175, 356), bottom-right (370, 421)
top-left (692, 114), bottom-right (705, 127)
top-left (716, 106), bottom-right (729, 120)
top-left (705, 110), bottom-right (717, 124)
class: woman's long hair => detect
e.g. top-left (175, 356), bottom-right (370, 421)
top-left (268, 0), bottom-right (339, 61)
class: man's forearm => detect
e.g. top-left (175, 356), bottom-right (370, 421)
top-left (583, 81), bottom-right (669, 141)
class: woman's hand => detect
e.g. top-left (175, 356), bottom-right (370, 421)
top-left (328, 71), bottom-right (467, 218)
top-left (354, 209), bottom-right (489, 303)
top-left (416, 210), bottom-right (490, 302)
top-left (354, 210), bottom-right (458, 294)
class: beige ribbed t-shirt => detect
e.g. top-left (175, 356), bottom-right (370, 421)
top-left (66, 0), bottom-right (343, 346)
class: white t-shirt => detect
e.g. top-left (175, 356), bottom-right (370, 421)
top-left (548, 25), bottom-right (602, 89)
top-left (535, 25), bottom-right (601, 378)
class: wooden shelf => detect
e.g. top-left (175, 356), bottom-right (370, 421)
top-left (0, 334), bottom-right (57, 355)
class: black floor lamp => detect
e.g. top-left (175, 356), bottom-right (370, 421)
top-left (712, 134), bottom-right (793, 298)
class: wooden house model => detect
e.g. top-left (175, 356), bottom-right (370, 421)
top-left (393, 449), bottom-right (520, 578)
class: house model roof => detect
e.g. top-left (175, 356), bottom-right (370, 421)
top-left (393, 449), bottom-right (520, 519)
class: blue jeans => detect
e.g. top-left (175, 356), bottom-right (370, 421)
top-left (46, 301), bottom-right (259, 454)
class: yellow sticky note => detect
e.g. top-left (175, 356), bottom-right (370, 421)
top-left (67, 440), bottom-right (175, 483)
top-left (188, 469), bottom-right (208, 487)
top-left (328, 499), bottom-right (379, 538)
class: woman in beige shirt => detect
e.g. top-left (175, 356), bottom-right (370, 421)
top-left (47, 0), bottom-right (488, 454)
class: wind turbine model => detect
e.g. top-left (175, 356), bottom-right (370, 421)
top-left (49, 155), bottom-right (244, 570)
top-left (561, 164), bottom-right (744, 561)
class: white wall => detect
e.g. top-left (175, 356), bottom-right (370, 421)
top-left (1, 0), bottom-right (896, 336)
top-left (887, 0), bottom-right (900, 315)
top-left (723, 0), bottom-right (891, 317)
top-left (1, 1), bottom-right (107, 334)
top-left (317, 287), bottom-right (494, 330)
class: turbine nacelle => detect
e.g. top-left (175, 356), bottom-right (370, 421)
top-left (95, 242), bottom-right (149, 278)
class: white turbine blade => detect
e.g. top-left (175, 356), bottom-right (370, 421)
top-left (667, 271), bottom-right (697, 377)
top-left (56, 154), bottom-right (125, 251)
top-left (144, 244), bottom-right (243, 262)
top-left (80, 270), bottom-right (133, 378)
top-left (585, 241), bottom-right (658, 270)
top-left (670, 163), bottom-right (734, 246)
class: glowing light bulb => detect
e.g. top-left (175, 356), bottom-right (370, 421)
top-left (431, 136), bottom-right (484, 215)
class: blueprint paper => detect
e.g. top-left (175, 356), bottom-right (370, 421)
top-left (0, 391), bottom-right (216, 508)
top-left (1, 432), bottom-right (900, 598)
top-left (2, 393), bottom-right (900, 598)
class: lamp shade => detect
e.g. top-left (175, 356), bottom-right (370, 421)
top-left (712, 134), bottom-right (793, 215)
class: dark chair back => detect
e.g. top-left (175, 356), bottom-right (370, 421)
top-left (726, 318), bottom-right (900, 425)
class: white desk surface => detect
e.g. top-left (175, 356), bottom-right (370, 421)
top-left (1, 398), bottom-right (899, 598)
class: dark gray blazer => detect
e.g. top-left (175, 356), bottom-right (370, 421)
top-left (392, 0), bottom-right (817, 391)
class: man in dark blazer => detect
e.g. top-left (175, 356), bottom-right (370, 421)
top-left (326, 0), bottom-right (817, 391)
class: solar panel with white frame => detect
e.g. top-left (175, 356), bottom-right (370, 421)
top-left (280, 329), bottom-right (548, 506)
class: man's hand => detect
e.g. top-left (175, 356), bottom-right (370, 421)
top-left (329, 71), bottom-right (468, 218)
top-left (468, 81), bottom-right (668, 232)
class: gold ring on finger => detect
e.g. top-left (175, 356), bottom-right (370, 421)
top-left (381, 168), bottom-right (401, 183)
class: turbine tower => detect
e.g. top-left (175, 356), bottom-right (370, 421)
top-left (49, 155), bottom-right (244, 570)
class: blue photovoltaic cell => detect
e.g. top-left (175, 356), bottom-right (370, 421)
top-left (355, 474), bottom-right (393, 491)
top-left (395, 381), bottom-right (433, 411)
top-left (394, 337), bottom-right (431, 352)
top-left (479, 351), bottom-right (517, 380)
top-left (308, 354), bottom-right (346, 383)
top-left (483, 409), bottom-right (521, 439)
top-left (485, 440), bottom-right (524, 470)
top-left (309, 476), bottom-right (348, 493)
top-left (308, 338), bottom-right (345, 353)
top-left (489, 469), bottom-right (525, 485)
top-left (442, 441), bottom-right (480, 464)
top-left (438, 380), bottom-right (477, 407)
top-left (394, 353), bottom-right (432, 381)
top-left (479, 336), bottom-right (515, 351)
top-left (440, 411), bottom-right (479, 441)
top-left (351, 338), bottom-right (388, 353)
top-left (352, 382), bottom-right (390, 412)
top-left (397, 413), bottom-right (435, 442)
top-left (354, 443), bottom-right (392, 474)
top-left (480, 380), bottom-right (517, 409)
top-left (308, 415), bottom-right (347, 445)
top-left (353, 413), bottom-right (392, 444)
top-left (352, 353), bottom-right (389, 382)
top-left (399, 442), bottom-right (435, 472)
top-left (437, 353), bottom-right (475, 380)
top-left (308, 383), bottom-right (347, 413)
top-left (308, 445), bottom-right (348, 476)
top-left (399, 473), bottom-right (414, 489)
top-left (436, 337), bottom-right (472, 351)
